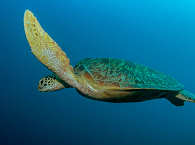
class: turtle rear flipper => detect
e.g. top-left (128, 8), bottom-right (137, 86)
top-left (24, 10), bottom-right (78, 88)
top-left (166, 90), bottom-right (195, 106)
top-left (38, 74), bottom-right (71, 92)
top-left (166, 95), bottom-right (184, 106)
top-left (176, 90), bottom-right (195, 103)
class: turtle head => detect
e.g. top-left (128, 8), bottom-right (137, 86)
top-left (38, 75), bottom-right (71, 92)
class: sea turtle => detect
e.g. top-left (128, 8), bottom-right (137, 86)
top-left (24, 10), bottom-right (195, 106)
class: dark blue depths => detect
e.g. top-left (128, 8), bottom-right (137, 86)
top-left (1, 0), bottom-right (195, 145)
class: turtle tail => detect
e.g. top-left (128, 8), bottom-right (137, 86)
top-left (176, 90), bottom-right (195, 103)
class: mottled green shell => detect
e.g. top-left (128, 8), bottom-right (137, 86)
top-left (74, 58), bottom-right (184, 91)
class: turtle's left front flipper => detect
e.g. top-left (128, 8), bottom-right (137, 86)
top-left (24, 10), bottom-right (78, 88)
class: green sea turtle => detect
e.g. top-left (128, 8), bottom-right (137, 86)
top-left (24, 10), bottom-right (195, 106)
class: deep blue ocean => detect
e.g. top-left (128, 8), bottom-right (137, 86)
top-left (1, 0), bottom-right (195, 145)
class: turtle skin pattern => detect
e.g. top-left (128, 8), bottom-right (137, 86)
top-left (74, 58), bottom-right (184, 91)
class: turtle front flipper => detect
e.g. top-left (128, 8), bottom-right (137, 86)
top-left (38, 74), bottom-right (71, 92)
top-left (24, 10), bottom-right (78, 88)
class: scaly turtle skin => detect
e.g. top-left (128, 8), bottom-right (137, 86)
top-left (24, 10), bottom-right (195, 106)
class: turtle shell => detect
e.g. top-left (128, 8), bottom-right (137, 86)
top-left (73, 58), bottom-right (184, 91)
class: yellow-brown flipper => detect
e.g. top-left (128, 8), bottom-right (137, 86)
top-left (24, 10), bottom-right (78, 88)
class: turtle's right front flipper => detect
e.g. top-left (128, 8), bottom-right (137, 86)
top-left (24, 10), bottom-right (78, 88)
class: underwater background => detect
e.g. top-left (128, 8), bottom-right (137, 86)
top-left (1, 0), bottom-right (195, 145)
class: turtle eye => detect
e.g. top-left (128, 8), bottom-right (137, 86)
top-left (38, 78), bottom-right (47, 90)
top-left (40, 80), bottom-right (43, 84)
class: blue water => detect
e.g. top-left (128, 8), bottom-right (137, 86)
top-left (1, 0), bottom-right (195, 145)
